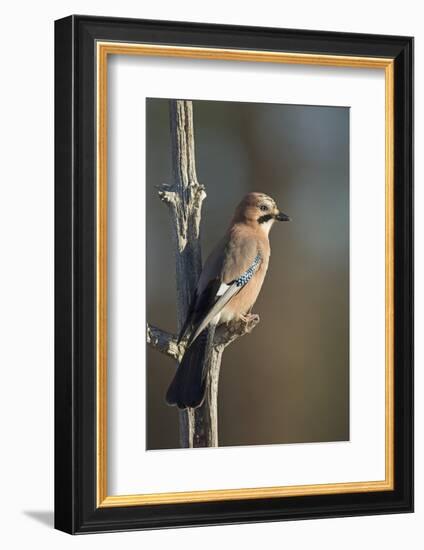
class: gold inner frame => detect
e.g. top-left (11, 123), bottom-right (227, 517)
top-left (96, 42), bottom-right (395, 508)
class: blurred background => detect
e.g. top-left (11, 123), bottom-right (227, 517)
top-left (146, 98), bottom-right (349, 449)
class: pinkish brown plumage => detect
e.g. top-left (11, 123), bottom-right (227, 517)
top-left (166, 192), bottom-right (290, 409)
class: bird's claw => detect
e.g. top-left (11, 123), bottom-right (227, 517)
top-left (240, 313), bottom-right (260, 324)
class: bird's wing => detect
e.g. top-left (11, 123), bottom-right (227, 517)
top-left (186, 240), bottom-right (261, 346)
top-left (219, 230), bottom-right (260, 285)
top-left (179, 231), bottom-right (261, 347)
top-left (178, 236), bottom-right (229, 343)
top-left (187, 254), bottom-right (261, 346)
top-left (177, 279), bottom-right (221, 344)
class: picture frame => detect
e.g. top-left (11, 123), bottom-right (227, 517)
top-left (54, 15), bottom-right (413, 534)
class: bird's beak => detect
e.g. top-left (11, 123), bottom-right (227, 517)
top-left (275, 211), bottom-right (291, 222)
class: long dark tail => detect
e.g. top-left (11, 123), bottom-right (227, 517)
top-left (166, 325), bottom-right (216, 409)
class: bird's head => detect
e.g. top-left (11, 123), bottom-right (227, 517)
top-left (233, 192), bottom-right (291, 234)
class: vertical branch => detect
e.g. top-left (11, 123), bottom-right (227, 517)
top-left (168, 100), bottom-right (204, 325)
top-left (150, 100), bottom-right (260, 448)
top-left (190, 348), bottom-right (224, 447)
top-left (158, 100), bottom-right (206, 447)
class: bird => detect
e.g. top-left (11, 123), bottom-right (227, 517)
top-left (166, 192), bottom-right (290, 410)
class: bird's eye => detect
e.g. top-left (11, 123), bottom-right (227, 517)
top-left (259, 205), bottom-right (268, 212)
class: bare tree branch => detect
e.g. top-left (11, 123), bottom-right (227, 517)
top-left (147, 315), bottom-right (260, 361)
top-left (147, 99), bottom-right (259, 448)
top-left (146, 323), bottom-right (183, 362)
top-left (214, 315), bottom-right (260, 349)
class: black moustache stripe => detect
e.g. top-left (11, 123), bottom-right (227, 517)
top-left (258, 214), bottom-right (273, 224)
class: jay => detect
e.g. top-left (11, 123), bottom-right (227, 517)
top-left (166, 192), bottom-right (290, 409)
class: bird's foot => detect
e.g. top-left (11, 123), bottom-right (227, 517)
top-left (235, 312), bottom-right (260, 336)
top-left (240, 313), bottom-right (260, 324)
top-left (214, 313), bottom-right (260, 347)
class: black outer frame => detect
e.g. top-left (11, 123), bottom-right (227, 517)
top-left (54, 15), bottom-right (414, 534)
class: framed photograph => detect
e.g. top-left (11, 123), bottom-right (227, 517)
top-left (54, 15), bottom-right (413, 534)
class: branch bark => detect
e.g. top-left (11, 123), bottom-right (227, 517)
top-left (147, 99), bottom-right (259, 447)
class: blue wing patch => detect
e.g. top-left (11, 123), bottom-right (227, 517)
top-left (235, 253), bottom-right (261, 287)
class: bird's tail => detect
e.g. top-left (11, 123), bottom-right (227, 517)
top-left (166, 325), bottom-right (216, 409)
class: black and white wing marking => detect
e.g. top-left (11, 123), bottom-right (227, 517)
top-left (177, 278), bottom-right (221, 344)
